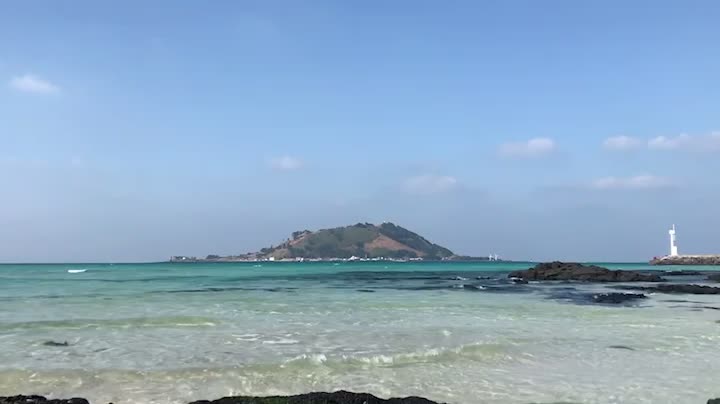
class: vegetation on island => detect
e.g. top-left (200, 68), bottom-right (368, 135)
top-left (264, 222), bottom-right (454, 260)
top-left (172, 222), bottom-right (458, 262)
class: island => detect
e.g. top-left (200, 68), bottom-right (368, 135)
top-left (170, 222), bottom-right (501, 263)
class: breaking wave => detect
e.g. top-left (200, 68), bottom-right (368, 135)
top-left (282, 342), bottom-right (512, 369)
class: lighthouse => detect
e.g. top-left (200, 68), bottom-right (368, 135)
top-left (668, 224), bottom-right (679, 257)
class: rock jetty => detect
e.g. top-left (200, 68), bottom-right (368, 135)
top-left (650, 255), bottom-right (720, 265)
top-left (509, 262), bottom-right (665, 282)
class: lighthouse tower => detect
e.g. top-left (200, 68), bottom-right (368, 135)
top-left (668, 225), bottom-right (679, 257)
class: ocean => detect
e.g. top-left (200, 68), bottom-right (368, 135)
top-left (1, 262), bottom-right (719, 404)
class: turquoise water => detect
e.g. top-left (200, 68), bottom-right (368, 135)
top-left (1, 262), bottom-right (719, 404)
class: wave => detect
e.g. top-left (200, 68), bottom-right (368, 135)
top-left (282, 342), bottom-right (510, 369)
top-left (262, 338), bottom-right (300, 345)
top-left (0, 316), bottom-right (219, 331)
top-left (67, 269), bottom-right (87, 273)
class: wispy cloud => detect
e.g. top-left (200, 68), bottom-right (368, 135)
top-left (647, 134), bottom-right (691, 150)
top-left (648, 133), bottom-right (720, 152)
top-left (603, 135), bottom-right (642, 151)
top-left (9, 74), bottom-right (60, 94)
top-left (268, 155), bottom-right (303, 171)
top-left (402, 175), bottom-right (458, 194)
top-left (603, 132), bottom-right (720, 152)
top-left (591, 175), bottom-right (672, 190)
top-left (498, 138), bottom-right (555, 158)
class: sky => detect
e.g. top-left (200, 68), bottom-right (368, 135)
top-left (1, 0), bottom-right (719, 262)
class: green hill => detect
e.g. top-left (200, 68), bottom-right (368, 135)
top-left (260, 222), bottom-right (454, 260)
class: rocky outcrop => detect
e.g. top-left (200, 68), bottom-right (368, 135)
top-left (509, 262), bottom-right (665, 282)
top-left (708, 273), bottom-right (720, 282)
top-left (189, 391), bottom-right (442, 404)
top-left (651, 255), bottom-right (720, 265)
top-left (617, 284), bottom-right (720, 295)
top-left (707, 399), bottom-right (720, 404)
top-left (0, 396), bottom-right (88, 404)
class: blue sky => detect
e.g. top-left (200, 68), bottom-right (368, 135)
top-left (1, 0), bottom-right (719, 262)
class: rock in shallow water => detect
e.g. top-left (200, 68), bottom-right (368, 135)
top-left (618, 284), bottom-right (720, 295)
top-left (189, 391), bottom-right (443, 404)
top-left (663, 270), bottom-right (703, 276)
top-left (42, 340), bottom-right (69, 347)
top-left (509, 262), bottom-right (664, 282)
top-left (708, 273), bottom-right (720, 282)
top-left (0, 396), bottom-right (88, 404)
top-left (592, 293), bottom-right (646, 304)
top-left (607, 345), bottom-right (635, 350)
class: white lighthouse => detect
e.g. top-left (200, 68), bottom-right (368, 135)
top-left (668, 224), bottom-right (679, 257)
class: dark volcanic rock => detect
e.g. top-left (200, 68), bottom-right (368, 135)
top-left (0, 396), bottom-right (88, 404)
top-left (648, 284), bottom-right (720, 295)
top-left (608, 345), bottom-right (635, 350)
top-left (189, 391), bottom-right (442, 404)
top-left (663, 270), bottom-right (702, 276)
top-left (708, 273), bottom-right (720, 282)
top-left (618, 284), bottom-right (720, 295)
top-left (509, 262), bottom-right (664, 282)
top-left (592, 293), bottom-right (647, 304)
top-left (545, 288), bottom-right (646, 307)
top-left (43, 340), bottom-right (69, 347)
top-left (707, 399), bottom-right (720, 404)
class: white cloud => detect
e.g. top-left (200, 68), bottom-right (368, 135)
top-left (602, 132), bottom-right (720, 152)
top-left (648, 133), bottom-right (720, 152)
top-left (648, 134), bottom-right (691, 150)
top-left (9, 74), bottom-right (60, 94)
top-left (603, 135), bottom-right (642, 151)
top-left (591, 175), bottom-right (672, 190)
top-left (268, 155), bottom-right (302, 171)
top-left (403, 175), bottom-right (458, 194)
top-left (499, 137), bottom-right (555, 158)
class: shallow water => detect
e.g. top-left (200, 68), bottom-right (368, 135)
top-left (1, 262), bottom-right (719, 404)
